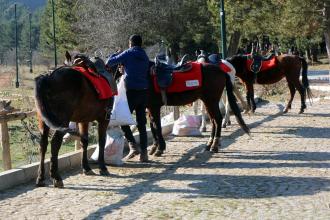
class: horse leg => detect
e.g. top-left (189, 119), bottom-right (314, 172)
top-left (78, 123), bottom-right (94, 175)
top-left (36, 121), bottom-right (49, 187)
top-left (205, 119), bottom-right (215, 152)
top-left (283, 82), bottom-right (296, 113)
top-left (202, 98), bottom-right (222, 152)
top-left (97, 120), bottom-right (110, 175)
top-left (149, 118), bottom-right (159, 155)
top-left (222, 92), bottom-right (231, 128)
top-left (49, 130), bottom-right (65, 188)
top-left (206, 102), bottom-right (223, 153)
top-left (233, 85), bottom-right (249, 113)
top-left (148, 106), bottom-right (166, 157)
top-left (245, 83), bottom-right (256, 113)
top-left (200, 103), bottom-right (207, 132)
top-left (244, 83), bottom-right (252, 113)
top-left (296, 82), bottom-right (307, 114)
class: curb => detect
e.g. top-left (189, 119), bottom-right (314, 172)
top-left (0, 123), bottom-right (174, 191)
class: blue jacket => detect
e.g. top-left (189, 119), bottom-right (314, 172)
top-left (106, 47), bottom-right (149, 90)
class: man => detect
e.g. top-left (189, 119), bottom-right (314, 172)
top-left (106, 34), bottom-right (150, 162)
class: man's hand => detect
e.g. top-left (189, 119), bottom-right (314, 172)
top-left (105, 64), bottom-right (112, 73)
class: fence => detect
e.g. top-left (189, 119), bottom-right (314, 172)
top-left (0, 110), bottom-right (35, 170)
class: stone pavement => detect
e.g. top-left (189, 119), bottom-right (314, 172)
top-left (0, 98), bottom-right (330, 219)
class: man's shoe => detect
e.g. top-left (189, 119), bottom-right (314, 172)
top-left (123, 142), bottom-right (140, 161)
top-left (124, 150), bottom-right (139, 160)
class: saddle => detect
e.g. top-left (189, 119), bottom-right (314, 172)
top-left (248, 54), bottom-right (275, 73)
top-left (153, 54), bottom-right (192, 105)
top-left (73, 54), bottom-right (118, 95)
top-left (154, 54), bottom-right (191, 88)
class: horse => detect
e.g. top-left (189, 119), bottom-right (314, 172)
top-left (34, 53), bottom-right (115, 188)
top-left (146, 59), bottom-right (250, 156)
top-left (193, 51), bottom-right (248, 131)
top-left (227, 54), bottom-right (312, 114)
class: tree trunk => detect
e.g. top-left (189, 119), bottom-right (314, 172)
top-left (324, 30), bottom-right (330, 65)
top-left (227, 31), bottom-right (241, 57)
top-left (305, 48), bottom-right (311, 62)
top-left (310, 44), bottom-right (319, 63)
top-left (324, 2), bottom-right (330, 65)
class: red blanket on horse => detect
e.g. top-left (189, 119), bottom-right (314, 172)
top-left (246, 56), bottom-right (277, 73)
top-left (153, 62), bottom-right (202, 93)
top-left (72, 66), bottom-right (115, 99)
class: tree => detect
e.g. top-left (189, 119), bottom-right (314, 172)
top-left (74, 0), bottom-right (216, 61)
top-left (207, 0), bottom-right (282, 56)
top-left (40, 0), bottom-right (78, 59)
top-left (20, 9), bottom-right (42, 62)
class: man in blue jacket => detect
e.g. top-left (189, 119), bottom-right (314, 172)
top-left (106, 34), bottom-right (150, 162)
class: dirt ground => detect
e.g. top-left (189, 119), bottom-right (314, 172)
top-left (0, 86), bottom-right (330, 219)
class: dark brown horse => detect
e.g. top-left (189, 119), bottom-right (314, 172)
top-left (35, 54), bottom-right (114, 188)
top-left (146, 62), bottom-right (250, 156)
top-left (227, 54), bottom-right (312, 114)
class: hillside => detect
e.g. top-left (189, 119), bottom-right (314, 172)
top-left (7, 0), bottom-right (45, 11)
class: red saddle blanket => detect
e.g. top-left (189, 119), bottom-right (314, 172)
top-left (246, 57), bottom-right (277, 72)
top-left (72, 66), bottom-right (115, 99)
top-left (153, 62), bottom-right (202, 93)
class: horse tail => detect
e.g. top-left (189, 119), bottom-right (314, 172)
top-left (225, 73), bottom-right (250, 135)
top-left (300, 57), bottom-right (313, 103)
top-left (35, 74), bottom-right (70, 132)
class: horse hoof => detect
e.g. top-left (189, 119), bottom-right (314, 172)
top-left (149, 145), bottom-right (157, 155)
top-left (283, 109), bottom-right (288, 113)
top-left (200, 127), bottom-right (206, 132)
top-left (53, 179), bottom-right (64, 188)
top-left (203, 145), bottom-right (211, 152)
top-left (211, 147), bottom-right (219, 153)
top-left (84, 169), bottom-right (96, 176)
top-left (154, 150), bottom-right (163, 157)
top-left (299, 109), bottom-right (304, 114)
top-left (36, 179), bottom-right (45, 187)
top-left (100, 169), bottom-right (110, 176)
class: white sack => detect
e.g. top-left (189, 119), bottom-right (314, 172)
top-left (109, 76), bottom-right (136, 126)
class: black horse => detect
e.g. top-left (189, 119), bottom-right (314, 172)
top-left (35, 54), bottom-right (115, 188)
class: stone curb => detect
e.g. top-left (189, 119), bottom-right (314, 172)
top-left (0, 123), bottom-right (174, 191)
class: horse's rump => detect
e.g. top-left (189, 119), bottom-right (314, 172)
top-left (35, 68), bottom-right (83, 130)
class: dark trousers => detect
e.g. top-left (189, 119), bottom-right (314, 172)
top-left (121, 89), bottom-right (148, 151)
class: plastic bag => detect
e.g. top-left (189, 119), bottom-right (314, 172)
top-left (161, 112), bottom-right (174, 126)
top-left (109, 76), bottom-right (136, 126)
top-left (91, 127), bottom-right (125, 165)
top-left (172, 115), bottom-right (202, 136)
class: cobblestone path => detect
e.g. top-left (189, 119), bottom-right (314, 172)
top-left (1, 98), bottom-right (330, 219)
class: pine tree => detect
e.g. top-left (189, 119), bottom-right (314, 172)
top-left (40, 0), bottom-right (78, 60)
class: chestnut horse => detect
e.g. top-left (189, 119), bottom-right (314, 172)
top-left (147, 62), bottom-right (250, 156)
top-left (227, 54), bottom-right (312, 114)
top-left (35, 55), bottom-right (114, 188)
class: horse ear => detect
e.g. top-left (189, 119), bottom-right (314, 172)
top-left (65, 51), bottom-right (72, 62)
